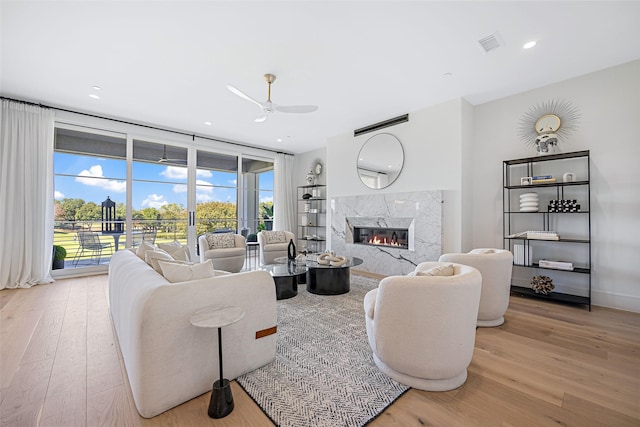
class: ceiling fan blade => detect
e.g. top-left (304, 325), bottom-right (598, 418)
top-left (254, 114), bottom-right (268, 123)
top-left (226, 84), bottom-right (263, 108)
top-left (274, 104), bottom-right (319, 114)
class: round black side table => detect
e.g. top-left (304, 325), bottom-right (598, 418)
top-left (190, 304), bottom-right (245, 418)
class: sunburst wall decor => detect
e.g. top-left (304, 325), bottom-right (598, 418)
top-left (518, 99), bottom-right (581, 155)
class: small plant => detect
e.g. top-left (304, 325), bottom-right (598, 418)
top-left (257, 223), bottom-right (266, 232)
top-left (53, 245), bottom-right (67, 261)
top-left (52, 245), bottom-right (67, 270)
top-left (247, 233), bottom-right (258, 242)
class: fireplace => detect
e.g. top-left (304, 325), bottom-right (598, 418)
top-left (353, 226), bottom-right (409, 249)
top-left (332, 191), bottom-right (442, 276)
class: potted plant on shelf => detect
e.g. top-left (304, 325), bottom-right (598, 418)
top-left (52, 245), bottom-right (67, 270)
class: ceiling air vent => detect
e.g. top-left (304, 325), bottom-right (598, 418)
top-left (477, 32), bottom-right (503, 54)
top-left (354, 114), bottom-right (409, 137)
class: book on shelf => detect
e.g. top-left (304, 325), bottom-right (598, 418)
top-left (513, 244), bottom-right (533, 266)
top-left (539, 259), bottom-right (574, 270)
top-left (532, 175), bottom-right (552, 180)
top-left (507, 231), bottom-right (559, 240)
top-left (531, 178), bottom-right (557, 184)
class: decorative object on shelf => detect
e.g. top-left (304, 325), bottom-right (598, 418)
top-left (531, 275), bottom-right (554, 295)
top-left (563, 172), bottom-right (576, 182)
top-left (287, 239), bottom-right (296, 260)
top-left (518, 99), bottom-right (581, 155)
top-left (521, 177), bottom-right (532, 185)
top-left (519, 192), bottom-right (539, 212)
top-left (314, 161), bottom-right (323, 176)
top-left (305, 170), bottom-right (316, 186)
top-left (316, 250), bottom-right (348, 267)
top-left (548, 199), bottom-right (580, 213)
top-left (312, 187), bottom-right (321, 198)
top-left (302, 192), bottom-right (312, 199)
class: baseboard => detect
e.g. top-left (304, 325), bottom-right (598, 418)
top-left (592, 290), bottom-right (640, 313)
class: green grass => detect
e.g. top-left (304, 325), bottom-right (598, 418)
top-left (53, 228), bottom-right (187, 262)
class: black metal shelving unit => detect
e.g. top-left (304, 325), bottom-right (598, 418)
top-left (503, 150), bottom-right (591, 310)
top-left (297, 185), bottom-right (327, 254)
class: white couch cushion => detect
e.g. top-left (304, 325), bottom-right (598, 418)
top-left (158, 241), bottom-right (191, 261)
top-left (263, 230), bottom-right (287, 244)
top-left (206, 233), bottom-right (236, 249)
top-left (144, 249), bottom-right (174, 273)
top-left (416, 264), bottom-right (454, 277)
top-left (136, 241), bottom-right (156, 259)
top-left (158, 259), bottom-right (216, 283)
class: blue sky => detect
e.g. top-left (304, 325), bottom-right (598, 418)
top-left (54, 153), bottom-right (273, 210)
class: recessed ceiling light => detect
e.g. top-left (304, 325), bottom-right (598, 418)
top-left (89, 94), bottom-right (100, 99)
top-left (204, 121), bottom-right (212, 126)
top-left (523, 40), bottom-right (537, 49)
top-left (443, 72), bottom-right (453, 78)
top-left (276, 138), bottom-right (282, 142)
top-left (92, 85), bottom-right (101, 91)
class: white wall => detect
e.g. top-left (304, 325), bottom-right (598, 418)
top-left (471, 59), bottom-right (640, 312)
top-left (326, 98), bottom-right (467, 254)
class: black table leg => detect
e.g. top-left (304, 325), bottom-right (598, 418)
top-left (208, 327), bottom-right (233, 418)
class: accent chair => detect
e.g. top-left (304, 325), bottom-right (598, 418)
top-left (364, 262), bottom-right (481, 391)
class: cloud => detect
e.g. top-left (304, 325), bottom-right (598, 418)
top-left (173, 180), bottom-right (213, 194)
top-left (54, 191), bottom-right (65, 199)
top-left (75, 165), bottom-right (126, 193)
top-left (260, 195), bottom-right (273, 203)
top-left (160, 166), bottom-right (187, 180)
top-left (141, 194), bottom-right (168, 209)
top-left (160, 166), bottom-right (212, 180)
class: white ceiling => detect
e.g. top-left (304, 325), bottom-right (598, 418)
top-left (2, 1), bottom-right (640, 154)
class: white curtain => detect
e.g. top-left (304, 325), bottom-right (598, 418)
top-left (273, 153), bottom-right (296, 233)
top-left (0, 100), bottom-right (55, 289)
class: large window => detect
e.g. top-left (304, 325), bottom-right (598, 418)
top-left (52, 125), bottom-right (276, 272)
top-left (53, 126), bottom-right (127, 267)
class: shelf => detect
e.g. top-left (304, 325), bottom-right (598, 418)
top-left (503, 150), bottom-right (589, 165)
top-left (300, 225), bottom-right (323, 228)
top-left (299, 198), bottom-right (326, 201)
top-left (514, 263), bottom-right (590, 274)
top-left (299, 238), bottom-right (326, 242)
top-left (504, 150), bottom-right (591, 310)
top-left (504, 180), bottom-right (589, 190)
top-left (510, 286), bottom-right (590, 307)
top-left (504, 237), bottom-right (589, 243)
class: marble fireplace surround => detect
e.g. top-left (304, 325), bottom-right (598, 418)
top-left (331, 191), bottom-right (442, 276)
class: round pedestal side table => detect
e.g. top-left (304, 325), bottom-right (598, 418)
top-left (190, 304), bottom-right (245, 418)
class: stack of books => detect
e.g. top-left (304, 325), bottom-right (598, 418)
top-left (531, 175), bottom-right (556, 184)
top-left (513, 244), bottom-right (533, 266)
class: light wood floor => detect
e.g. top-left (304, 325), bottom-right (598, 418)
top-left (1, 274), bottom-right (639, 427)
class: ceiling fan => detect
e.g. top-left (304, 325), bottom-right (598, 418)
top-left (226, 73), bottom-right (318, 122)
top-left (158, 145), bottom-right (187, 165)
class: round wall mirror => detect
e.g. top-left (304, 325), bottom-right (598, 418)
top-left (357, 133), bottom-right (404, 189)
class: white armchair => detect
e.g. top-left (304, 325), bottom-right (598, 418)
top-left (257, 230), bottom-right (295, 265)
top-left (198, 233), bottom-right (246, 273)
top-left (439, 248), bottom-right (513, 327)
top-left (364, 262), bottom-right (481, 391)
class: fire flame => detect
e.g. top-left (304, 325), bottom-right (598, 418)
top-left (368, 235), bottom-right (402, 247)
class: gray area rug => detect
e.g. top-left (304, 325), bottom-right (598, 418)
top-left (237, 274), bottom-right (409, 427)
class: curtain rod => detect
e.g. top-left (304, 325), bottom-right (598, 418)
top-left (1, 96), bottom-right (294, 156)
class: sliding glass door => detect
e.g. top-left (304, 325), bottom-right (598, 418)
top-left (132, 139), bottom-right (189, 248)
top-left (53, 124), bottom-right (275, 273)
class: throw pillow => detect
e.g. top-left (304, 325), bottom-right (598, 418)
top-left (158, 259), bottom-right (216, 283)
top-left (206, 233), bottom-right (236, 249)
top-left (145, 249), bottom-right (174, 273)
top-left (136, 241), bottom-right (156, 259)
top-left (158, 241), bottom-right (191, 262)
top-left (264, 230), bottom-right (287, 244)
top-left (416, 264), bottom-right (455, 277)
top-left (469, 248), bottom-right (495, 255)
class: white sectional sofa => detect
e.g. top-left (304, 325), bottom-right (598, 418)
top-left (108, 249), bottom-right (277, 418)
